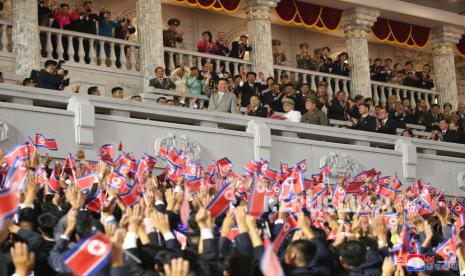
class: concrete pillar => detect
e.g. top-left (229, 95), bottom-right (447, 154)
top-left (247, 120), bottom-right (271, 161)
top-left (243, 0), bottom-right (279, 79)
top-left (395, 138), bottom-right (417, 182)
top-left (68, 96), bottom-right (95, 146)
top-left (12, 0), bottom-right (41, 77)
top-left (431, 25), bottom-right (464, 109)
top-left (137, 0), bottom-right (165, 90)
top-left (341, 7), bottom-right (379, 98)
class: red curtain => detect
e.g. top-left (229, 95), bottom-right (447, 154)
top-left (175, 0), bottom-right (241, 13)
top-left (458, 35), bottom-right (465, 57)
top-left (275, 0), bottom-right (342, 31)
top-left (371, 18), bottom-right (430, 48)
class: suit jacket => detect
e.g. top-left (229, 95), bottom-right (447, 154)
top-left (229, 41), bottom-right (251, 59)
top-left (328, 100), bottom-right (347, 121)
top-left (441, 129), bottom-right (460, 143)
top-left (207, 90), bottom-right (239, 113)
top-left (261, 91), bottom-right (284, 112)
top-left (239, 82), bottom-right (262, 107)
top-left (149, 77), bottom-right (176, 90)
top-left (354, 115), bottom-right (377, 132)
top-left (377, 118), bottom-right (397, 135)
top-left (247, 105), bottom-right (268, 117)
top-left (415, 71), bottom-right (434, 89)
top-left (423, 112), bottom-right (443, 131)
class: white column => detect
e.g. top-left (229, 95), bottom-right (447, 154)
top-left (13, 0), bottom-right (41, 77)
top-left (341, 7), bottom-right (379, 98)
top-left (243, 0), bottom-right (279, 79)
top-left (137, 0), bottom-right (165, 90)
top-left (431, 25), bottom-right (464, 109)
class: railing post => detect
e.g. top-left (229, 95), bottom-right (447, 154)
top-left (246, 120), bottom-right (271, 161)
top-left (89, 38), bottom-right (97, 65)
top-left (119, 43), bottom-right (127, 70)
top-left (77, 36), bottom-right (85, 64)
top-left (67, 96), bottom-right (95, 146)
top-left (395, 139), bottom-right (417, 181)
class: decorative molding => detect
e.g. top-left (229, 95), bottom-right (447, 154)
top-left (319, 152), bottom-right (364, 178)
top-left (0, 120), bottom-right (9, 143)
top-left (154, 133), bottom-right (201, 162)
top-left (342, 7), bottom-right (379, 34)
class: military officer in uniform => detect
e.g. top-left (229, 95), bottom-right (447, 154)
top-left (163, 18), bottom-right (183, 73)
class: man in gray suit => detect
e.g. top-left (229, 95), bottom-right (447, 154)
top-left (206, 78), bottom-right (239, 113)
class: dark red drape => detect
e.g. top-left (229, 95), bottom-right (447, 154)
top-left (175, 0), bottom-right (241, 12)
top-left (457, 35), bottom-right (465, 57)
top-left (275, 0), bottom-right (342, 31)
top-left (371, 18), bottom-right (430, 48)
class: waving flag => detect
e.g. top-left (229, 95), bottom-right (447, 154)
top-left (278, 176), bottom-right (293, 200)
top-left (206, 182), bottom-right (234, 218)
top-left (244, 160), bottom-right (261, 174)
top-left (392, 176), bottom-right (402, 190)
top-left (296, 160), bottom-right (307, 172)
top-left (262, 166), bottom-right (278, 182)
top-left (118, 141), bottom-right (123, 152)
top-left (273, 216), bottom-right (298, 252)
top-left (107, 172), bottom-right (129, 191)
top-left (76, 173), bottom-right (96, 192)
top-left (184, 162), bottom-right (202, 179)
top-left (142, 153), bottom-right (157, 170)
top-left (118, 180), bottom-right (143, 207)
top-left (134, 159), bottom-right (148, 181)
top-left (3, 158), bottom-right (28, 191)
top-left (85, 189), bottom-right (105, 213)
top-left (0, 187), bottom-right (20, 228)
top-left (381, 213), bottom-right (399, 230)
top-left (376, 176), bottom-right (391, 186)
top-left (373, 184), bottom-right (396, 198)
top-left (261, 237), bottom-right (284, 276)
top-left (215, 157), bottom-right (233, 175)
top-left (248, 174), bottom-right (267, 217)
top-left (165, 149), bottom-right (185, 168)
top-left (344, 182), bottom-right (365, 194)
top-left (34, 166), bottom-right (48, 188)
top-left (451, 202), bottom-right (465, 215)
top-left (351, 169), bottom-right (378, 183)
top-left (63, 231), bottom-right (112, 276)
top-left (283, 197), bottom-right (301, 214)
top-left (279, 163), bottom-right (290, 180)
top-left (34, 134), bottom-right (58, 150)
top-left (49, 173), bottom-right (61, 193)
top-left (435, 237), bottom-right (456, 261)
top-left (392, 224), bottom-right (411, 254)
top-left (332, 181), bottom-right (346, 207)
top-left (98, 144), bottom-right (114, 164)
top-left (4, 142), bottom-right (29, 165)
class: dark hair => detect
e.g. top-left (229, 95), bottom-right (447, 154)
top-left (423, 64), bottom-right (431, 68)
top-left (266, 77), bottom-right (275, 82)
top-left (217, 78), bottom-right (228, 84)
top-left (22, 78), bottom-right (35, 86)
top-left (111, 87), bottom-right (123, 94)
top-left (299, 83), bottom-right (309, 89)
top-left (431, 103), bottom-right (440, 109)
top-left (339, 241), bottom-right (367, 267)
top-left (360, 103), bottom-right (370, 109)
top-left (385, 58), bottom-right (392, 63)
top-left (322, 46), bottom-right (330, 52)
top-left (157, 97), bottom-right (167, 102)
top-left (288, 240), bottom-right (316, 266)
top-left (338, 52), bottom-right (348, 60)
top-left (240, 35), bottom-right (248, 39)
top-left (401, 129), bottom-right (413, 137)
top-left (284, 83), bottom-right (295, 89)
top-left (87, 86), bottom-right (99, 95)
top-left (44, 60), bottom-right (58, 68)
top-left (374, 58), bottom-right (382, 63)
top-left (246, 72), bottom-right (257, 78)
top-left (75, 211), bottom-right (104, 238)
top-left (60, 3), bottom-right (70, 9)
top-left (299, 42), bottom-right (309, 49)
top-left (443, 103), bottom-right (452, 109)
top-left (364, 97), bottom-right (373, 103)
top-left (38, 213), bottom-right (59, 237)
top-left (155, 66), bottom-right (164, 73)
top-left (202, 31), bottom-right (213, 43)
top-left (190, 67), bottom-right (199, 73)
top-left (224, 254), bottom-right (254, 276)
top-left (233, 75), bottom-right (242, 80)
top-left (83, 1), bottom-right (92, 5)
top-left (405, 60), bottom-right (413, 66)
top-left (354, 95), bottom-right (364, 102)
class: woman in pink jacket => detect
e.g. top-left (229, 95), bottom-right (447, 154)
top-left (53, 3), bottom-right (79, 29)
top-left (196, 31), bottom-right (219, 54)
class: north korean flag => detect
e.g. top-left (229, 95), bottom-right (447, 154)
top-left (184, 162), bottom-right (202, 179)
top-left (134, 159), bottom-right (148, 181)
top-left (381, 213), bottom-right (399, 230)
top-left (435, 237), bottom-right (456, 261)
top-left (85, 189), bottom-right (105, 213)
top-left (344, 182), bottom-right (365, 194)
top-left (320, 165), bottom-right (331, 176)
top-left (273, 216), bottom-right (298, 252)
top-left (63, 231), bottom-right (112, 275)
top-left (34, 166), bottom-right (48, 188)
top-left (0, 187), bottom-right (20, 228)
top-left (107, 171), bottom-right (129, 191)
top-left (392, 224), bottom-right (411, 253)
top-left (244, 160), bottom-right (262, 174)
top-left (142, 153), bottom-right (157, 170)
top-left (262, 166), bottom-right (277, 182)
top-left (296, 160), bottom-right (307, 173)
top-left (34, 134), bottom-right (58, 150)
top-left (260, 236), bottom-right (284, 276)
top-left (215, 157), bottom-right (233, 175)
top-left (419, 187), bottom-right (432, 208)
top-left (76, 173), bottom-right (96, 192)
top-left (118, 179), bottom-right (143, 207)
top-left (165, 149), bottom-right (186, 168)
top-left (375, 176), bottom-right (391, 186)
top-left (292, 168), bottom-right (305, 196)
top-left (392, 176), bottom-right (402, 190)
top-left (278, 176), bottom-right (293, 200)
top-left (373, 184), bottom-right (396, 198)
top-left (206, 182), bottom-right (234, 218)
top-left (351, 169), bottom-right (378, 183)
top-left (248, 174), bottom-right (267, 217)
top-left (98, 144), bottom-right (114, 164)
top-left (3, 158), bottom-right (28, 192)
top-left (48, 173), bottom-right (61, 193)
top-left (279, 163), bottom-right (290, 180)
top-left (451, 202), bottom-right (465, 215)
top-left (332, 182), bottom-right (346, 207)
top-left (4, 142), bottom-right (29, 165)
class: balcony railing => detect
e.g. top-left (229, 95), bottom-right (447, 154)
top-left (273, 65), bottom-right (351, 100)
top-left (164, 47), bottom-right (253, 75)
top-left (371, 81), bottom-right (440, 108)
top-left (0, 20), bottom-right (12, 56)
top-left (38, 26), bottom-right (141, 73)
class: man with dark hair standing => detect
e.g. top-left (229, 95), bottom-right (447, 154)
top-left (35, 60), bottom-right (65, 90)
top-left (423, 103), bottom-right (442, 131)
top-left (282, 84), bottom-right (305, 114)
top-left (239, 72), bottom-right (262, 108)
top-left (87, 86), bottom-right (100, 96)
top-left (328, 91), bottom-right (348, 121)
top-left (149, 67), bottom-right (175, 90)
top-left (229, 35), bottom-right (251, 59)
top-left (416, 64), bottom-right (434, 90)
top-left (262, 82), bottom-right (284, 112)
top-left (377, 107), bottom-right (397, 135)
top-left (352, 103), bottom-right (377, 132)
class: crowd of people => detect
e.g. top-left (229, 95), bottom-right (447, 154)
top-left (370, 59), bottom-right (434, 90)
top-left (0, 140), bottom-right (464, 276)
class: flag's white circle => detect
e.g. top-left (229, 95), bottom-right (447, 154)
top-left (100, 149), bottom-right (107, 156)
top-left (224, 189), bottom-right (235, 201)
top-left (283, 222), bottom-right (291, 232)
top-left (262, 163), bottom-right (268, 171)
top-left (38, 137), bottom-right (45, 144)
top-left (338, 187), bottom-right (344, 194)
top-left (111, 177), bottom-right (121, 186)
top-left (256, 183), bottom-right (266, 194)
top-left (87, 240), bottom-right (106, 256)
top-left (388, 217), bottom-right (397, 226)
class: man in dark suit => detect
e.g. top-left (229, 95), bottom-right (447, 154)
top-left (261, 83), bottom-right (284, 112)
top-left (149, 67), bottom-right (176, 90)
top-left (229, 35), bottom-right (251, 59)
top-left (422, 104), bottom-right (443, 131)
top-left (328, 91), bottom-right (348, 121)
top-left (415, 64), bottom-right (434, 90)
top-left (437, 119), bottom-right (459, 143)
top-left (282, 84), bottom-right (305, 114)
top-left (239, 72), bottom-right (262, 108)
top-left (352, 103), bottom-right (377, 132)
top-left (377, 107), bottom-right (397, 135)
top-left (34, 60), bottom-right (65, 90)
top-left (246, 95), bottom-right (267, 117)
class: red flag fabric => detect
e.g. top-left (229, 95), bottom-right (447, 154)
top-left (4, 143), bottom-right (29, 165)
top-left (248, 175), bottom-right (267, 217)
top-left (76, 173), bottom-right (96, 192)
top-left (0, 187), bottom-right (20, 228)
top-left (35, 134), bottom-right (58, 150)
top-left (273, 216), bottom-right (298, 251)
top-left (206, 182), bottom-right (234, 218)
top-left (260, 236), bottom-right (284, 276)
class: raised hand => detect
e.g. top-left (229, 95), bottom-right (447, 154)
top-left (220, 210), bottom-right (234, 238)
top-left (65, 184), bottom-right (83, 210)
top-left (235, 205), bottom-right (248, 233)
top-left (64, 209), bottom-right (78, 238)
top-left (10, 242), bottom-right (35, 276)
top-left (152, 212), bottom-right (171, 234)
top-left (164, 258), bottom-right (189, 276)
top-left (127, 204), bottom-right (144, 233)
top-left (111, 228), bottom-right (126, 268)
top-left (195, 207), bottom-right (211, 229)
top-left (298, 211), bottom-right (314, 239)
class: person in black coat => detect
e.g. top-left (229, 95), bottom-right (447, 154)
top-left (239, 72), bottom-right (263, 108)
top-left (328, 91), bottom-right (348, 121)
top-left (415, 64), bottom-right (434, 90)
top-left (149, 67), bottom-right (176, 90)
top-left (352, 103), bottom-right (377, 132)
top-left (282, 84), bottom-right (305, 114)
top-left (246, 95), bottom-right (268, 118)
top-left (261, 83), bottom-right (284, 112)
top-left (377, 107), bottom-right (397, 135)
top-left (229, 35), bottom-right (251, 59)
top-left (422, 104), bottom-right (443, 131)
top-left (436, 119), bottom-right (460, 143)
top-left (34, 60), bottom-right (65, 90)
top-left (332, 52), bottom-right (350, 76)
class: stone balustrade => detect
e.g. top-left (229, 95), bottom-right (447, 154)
top-left (0, 20), bottom-right (12, 55)
top-left (371, 81), bottom-right (440, 108)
